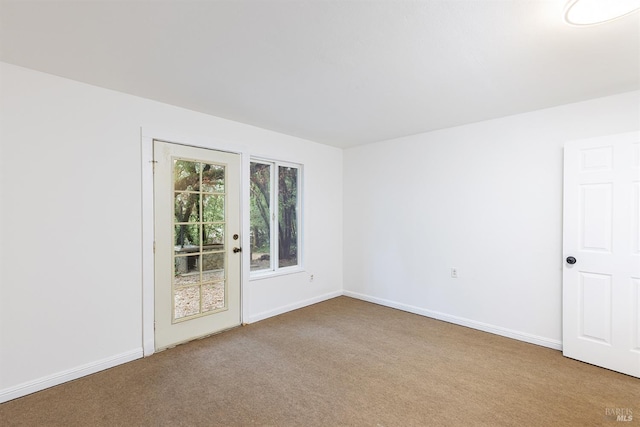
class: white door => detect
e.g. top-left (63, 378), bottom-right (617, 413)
top-left (563, 131), bottom-right (640, 377)
top-left (154, 140), bottom-right (242, 351)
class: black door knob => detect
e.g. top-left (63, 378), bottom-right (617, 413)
top-left (566, 256), bottom-right (577, 265)
top-left (233, 247), bottom-right (242, 253)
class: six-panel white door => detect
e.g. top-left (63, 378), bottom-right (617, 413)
top-left (154, 140), bottom-right (242, 351)
top-left (563, 131), bottom-right (640, 377)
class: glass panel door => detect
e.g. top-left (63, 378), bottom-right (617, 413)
top-left (154, 140), bottom-right (241, 350)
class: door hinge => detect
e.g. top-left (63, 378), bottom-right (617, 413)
top-left (153, 241), bottom-right (156, 253)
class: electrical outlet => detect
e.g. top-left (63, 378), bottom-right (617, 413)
top-left (451, 268), bottom-right (458, 278)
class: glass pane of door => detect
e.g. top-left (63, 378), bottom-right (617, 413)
top-left (172, 158), bottom-right (226, 322)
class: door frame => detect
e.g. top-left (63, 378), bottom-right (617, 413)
top-left (141, 128), bottom-right (251, 356)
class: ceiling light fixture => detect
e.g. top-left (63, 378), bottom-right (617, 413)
top-left (564, 0), bottom-right (640, 26)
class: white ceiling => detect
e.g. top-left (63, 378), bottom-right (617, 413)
top-left (1, 0), bottom-right (638, 148)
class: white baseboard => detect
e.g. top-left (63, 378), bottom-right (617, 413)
top-left (0, 349), bottom-right (143, 404)
top-left (343, 291), bottom-right (562, 351)
top-left (247, 290), bottom-right (343, 324)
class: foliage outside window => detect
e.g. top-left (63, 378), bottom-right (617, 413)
top-left (250, 160), bottom-right (301, 274)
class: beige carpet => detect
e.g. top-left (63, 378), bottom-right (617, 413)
top-left (1, 297), bottom-right (638, 426)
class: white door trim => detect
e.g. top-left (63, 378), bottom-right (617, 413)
top-left (141, 131), bottom-right (155, 356)
top-left (140, 127), bottom-right (250, 357)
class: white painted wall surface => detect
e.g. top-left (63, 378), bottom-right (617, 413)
top-left (0, 62), bottom-right (343, 401)
top-left (343, 91), bottom-right (639, 349)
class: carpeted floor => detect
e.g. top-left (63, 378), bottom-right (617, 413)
top-left (1, 296), bottom-right (638, 426)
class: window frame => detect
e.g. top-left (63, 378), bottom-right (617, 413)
top-left (249, 157), bottom-right (303, 279)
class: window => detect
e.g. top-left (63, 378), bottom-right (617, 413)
top-left (250, 159), bottom-right (301, 275)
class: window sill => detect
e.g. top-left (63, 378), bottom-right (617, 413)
top-left (249, 267), bottom-right (306, 281)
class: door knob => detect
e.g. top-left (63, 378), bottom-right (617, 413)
top-left (233, 247), bottom-right (242, 253)
top-left (566, 256), bottom-right (577, 265)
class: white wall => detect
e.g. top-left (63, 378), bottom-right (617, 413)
top-left (0, 62), bottom-right (343, 401)
top-left (343, 91), bottom-right (640, 348)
